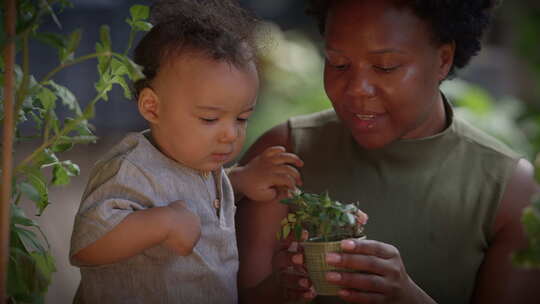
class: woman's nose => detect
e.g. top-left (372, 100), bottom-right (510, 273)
top-left (345, 72), bottom-right (375, 98)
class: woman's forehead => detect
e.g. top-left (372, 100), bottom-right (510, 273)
top-left (324, 0), bottom-right (431, 50)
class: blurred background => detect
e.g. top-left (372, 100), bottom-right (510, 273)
top-left (7, 0), bottom-right (540, 302)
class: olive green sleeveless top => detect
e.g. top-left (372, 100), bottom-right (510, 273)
top-left (289, 103), bottom-right (520, 304)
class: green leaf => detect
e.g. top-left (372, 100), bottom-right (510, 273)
top-left (294, 223), bottom-right (303, 241)
top-left (96, 43), bottom-right (112, 76)
top-left (95, 78), bottom-right (113, 101)
top-left (513, 203), bottom-right (540, 268)
top-left (35, 87), bottom-right (56, 111)
top-left (19, 182), bottom-right (41, 204)
top-left (287, 213), bottom-right (296, 223)
top-left (59, 29), bottom-right (82, 63)
top-left (7, 246), bottom-right (54, 301)
top-left (522, 206), bottom-right (540, 240)
top-left (344, 213), bottom-right (356, 226)
top-left (130, 5), bottom-right (150, 21)
top-left (46, 80), bottom-right (81, 115)
top-left (23, 170), bottom-right (49, 215)
top-left (111, 59), bottom-right (126, 74)
top-left (114, 75), bottom-right (132, 99)
top-left (11, 204), bottom-right (38, 227)
top-left (133, 20), bottom-right (152, 32)
top-left (33, 148), bottom-right (59, 168)
top-left (33, 32), bottom-right (66, 50)
top-left (120, 56), bottom-right (143, 81)
top-left (535, 154), bottom-right (540, 183)
top-left (30, 251), bottom-right (56, 283)
top-left (282, 224), bottom-right (291, 239)
top-left (41, 0), bottom-right (62, 29)
top-left (52, 164), bottom-right (70, 186)
top-left (57, 135), bottom-right (98, 145)
top-left (13, 226), bottom-right (46, 253)
top-left (62, 160), bottom-right (80, 176)
top-left (52, 142), bottom-right (73, 153)
top-left (99, 25), bottom-right (111, 52)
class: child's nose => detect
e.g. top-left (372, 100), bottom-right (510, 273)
top-left (219, 124), bottom-right (239, 143)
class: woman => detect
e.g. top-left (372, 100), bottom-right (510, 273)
top-left (237, 0), bottom-right (539, 303)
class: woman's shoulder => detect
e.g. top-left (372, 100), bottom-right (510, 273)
top-left (289, 108), bottom-right (340, 129)
top-left (240, 109), bottom-right (342, 163)
top-left (451, 115), bottom-right (521, 161)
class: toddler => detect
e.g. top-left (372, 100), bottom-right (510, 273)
top-left (69, 1), bottom-right (302, 303)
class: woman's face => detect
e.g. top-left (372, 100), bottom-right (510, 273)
top-left (323, 0), bottom-right (454, 149)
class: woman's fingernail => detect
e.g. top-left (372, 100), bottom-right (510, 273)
top-left (326, 253), bottom-right (341, 264)
top-left (341, 239), bottom-right (355, 250)
top-left (288, 242), bottom-right (298, 252)
top-left (326, 272), bottom-right (341, 282)
top-left (304, 290), bottom-right (316, 299)
top-left (338, 289), bottom-right (350, 297)
top-left (292, 253), bottom-right (303, 264)
top-left (299, 278), bottom-right (309, 288)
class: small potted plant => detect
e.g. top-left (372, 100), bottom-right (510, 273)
top-left (277, 190), bottom-right (368, 296)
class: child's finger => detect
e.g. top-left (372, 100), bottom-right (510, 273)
top-left (269, 165), bottom-right (302, 186)
top-left (356, 210), bottom-right (369, 225)
top-left (270, 152), bottom-right (304, 167)
top-left (263, 146), bottom-right (286, 157)
top-left (270, 173), bottom-right (297, 190)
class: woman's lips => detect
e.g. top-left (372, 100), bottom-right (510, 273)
top-left (352, 113), bottom-right (385, 132)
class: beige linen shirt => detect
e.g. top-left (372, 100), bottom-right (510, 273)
top-left (70, 131), bottom-right (238, 304)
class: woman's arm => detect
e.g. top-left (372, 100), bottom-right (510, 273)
top-left (236, 122), bottom-right (304, 302)
top-left (472, 158), bottom-right (540, 303)
top-left (73, 200), bottom-right (201, 266)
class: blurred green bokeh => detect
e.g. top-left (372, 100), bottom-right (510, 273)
top-left (244, 24), bottom-right (331, 151)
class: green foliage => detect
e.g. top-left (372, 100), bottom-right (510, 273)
top-left (441, 79), bottom-right (535, 159)
top-left (1, 1), bottom-right (150, 302)
top-left (278, 191), bottom-right (365, 242)
top-left (243, 26), bottom-right (331, 152)
top-left (513, 194), bottom-right (540, 268)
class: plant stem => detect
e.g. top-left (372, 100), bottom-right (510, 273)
top-left (1, 0), bottom-right (16, 300)
top-left (40, 52), bottom-right (111, 84)
top-left (14, 92), bottom-right (104, 174)
top-left (124, 29), bottom-right (135, 56)
top-left (14, 32), bottom-right (31, 119)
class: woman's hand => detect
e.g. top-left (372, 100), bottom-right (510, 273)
top-left (162, 200), bottom-right (201, 256)
top-left (229, 146), bottom-right (304, 202)
top-left (272, 233), bottom-right (316, 302)
top-left (323, 239), bottom-right (436, 304)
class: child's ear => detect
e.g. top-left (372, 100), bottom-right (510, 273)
top-left (138, 87), bottom-right (160, 124)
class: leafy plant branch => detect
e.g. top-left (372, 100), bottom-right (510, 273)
top-left (1, 2), bottom-right (151, 302)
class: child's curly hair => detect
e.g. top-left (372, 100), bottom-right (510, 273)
top-left (306, 0), bottom-right (499, 78)
top-left (133, 0), bottom-right (260, 98)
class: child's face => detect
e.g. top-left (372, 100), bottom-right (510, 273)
top-left (139, 54), bottom-right (259, 172)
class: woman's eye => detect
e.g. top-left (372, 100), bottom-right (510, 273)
top-left (200, 118), bottom-right (218, 123)
top-left (237, 117), bottom-right (249, 123)
top-left (374, 65), bottom-right (401, 73)
top-left (326, 59), bottom-right (349, 70)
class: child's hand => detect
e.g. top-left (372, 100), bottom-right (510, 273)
top-left (230, 146), bottom-right (304, 202)
top-left (163, 201), bottom-right (201, 256)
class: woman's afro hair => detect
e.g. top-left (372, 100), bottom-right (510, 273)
top-left (306, 0), bottom-right (499, 78)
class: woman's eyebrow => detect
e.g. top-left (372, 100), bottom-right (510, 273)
top-left (369, 48), bottom-right (407, 55)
